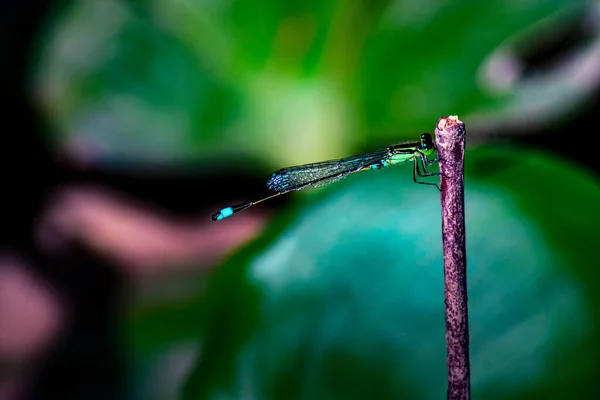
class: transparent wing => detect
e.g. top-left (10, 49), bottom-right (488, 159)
top-left (267, 149), bottom-right (390, 192)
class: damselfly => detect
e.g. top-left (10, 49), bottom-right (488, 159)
top-left (211, 133), bottom-right (440, 221)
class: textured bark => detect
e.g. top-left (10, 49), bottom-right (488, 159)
top-left (435, 116), bottom-right (470, 400)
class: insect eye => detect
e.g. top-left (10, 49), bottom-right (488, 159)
top-left (420, 133), bottom-right (431, 145)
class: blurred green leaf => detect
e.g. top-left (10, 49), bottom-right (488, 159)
top-left (125, 294), bottom-right (205, 356)
top-left (183, 147), bottom-right (600, 399)
top-left (34, 0), bottom-right (587, 168)
top-left (123, 280), bottom-right (207, 400)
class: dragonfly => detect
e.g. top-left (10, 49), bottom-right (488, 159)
top-left (211, 133), bottom-right (440, 221)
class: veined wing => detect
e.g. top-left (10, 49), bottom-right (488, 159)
top-left (267, 148), bottom-right (391, 192)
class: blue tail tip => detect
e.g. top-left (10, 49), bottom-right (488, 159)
top-left (211, 206), bottom-right (234, 222)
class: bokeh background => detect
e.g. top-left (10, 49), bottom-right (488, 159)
top-left (1, 0), bottom-right (600, 399)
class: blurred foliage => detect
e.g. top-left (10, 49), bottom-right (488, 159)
top-left (33, 0), bottom-right (590, 167)
top-left (184, 147), bottom-right (600, 399)
top-left (124, 288), bottom-right (206, 400)
top-left (29, 0), bottom-right (600, 399)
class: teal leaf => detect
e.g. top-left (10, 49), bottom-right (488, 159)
top-left (184, 146), bottom-right (600, 399)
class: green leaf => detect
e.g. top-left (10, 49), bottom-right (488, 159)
top-left (184, 146), bottom-right (600, 399)
top-left (123, 278), bottom-right (208, 400)
top-left (33, 0), bottom-right (587, 167)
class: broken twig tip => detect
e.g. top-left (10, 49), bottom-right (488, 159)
top-left (434, 115), bottom-right (470, 400)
